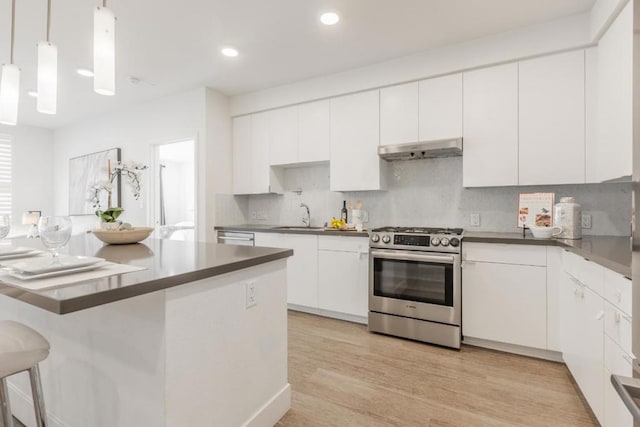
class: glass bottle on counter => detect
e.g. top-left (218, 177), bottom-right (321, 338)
top-left (341, 200), bottom-right (348, 223)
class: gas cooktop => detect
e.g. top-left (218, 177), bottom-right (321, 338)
top-left (371, 227), bottom-right (463, 235)
top-left (369, 226), bottom-right (464, 253)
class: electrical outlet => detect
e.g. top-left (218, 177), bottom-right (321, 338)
top-left (581, 213), bottom-right (592, 229)
top-left (250, 211), bottom-right (257, 220)
top-left (246, 281), bottom-right (257, 309)
top-left (470, 213), bottom-right (481, 227)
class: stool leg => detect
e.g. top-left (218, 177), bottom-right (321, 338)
top-left (28, 366), bottom-right (46, 427)
top-left (0, 377), bottom-right (13, 427)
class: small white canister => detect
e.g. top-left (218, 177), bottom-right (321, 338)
top-left (554, 197), bottom-right (582, 239)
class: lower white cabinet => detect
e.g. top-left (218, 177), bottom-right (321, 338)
top-left (604, 335), bottom-right (634, 427)
top-left (318, 236), bottom-right (369, 318)
top-left (462, 260), bottom-right (547, 349)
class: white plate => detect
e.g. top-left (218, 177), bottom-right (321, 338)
top-left (8, 263), bottom-right (106, 281)
top-left (10, 256), bottom-right (105, 275)
top-left (0, 250), bottom-right (43, 261)
top-left (0, 246), bottom-right (36, 256)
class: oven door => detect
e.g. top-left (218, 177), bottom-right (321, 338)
top-left (369, 249), bottom-right (461, 325)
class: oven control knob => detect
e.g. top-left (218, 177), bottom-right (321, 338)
top-left (431, 237), bottom-right (441, 246)
top-left (382, 235), bottom-right (391, 244)
top-left (441, 237), bottom-right (450, 247)
top-left (450, 238), bottom-right (460, 247)
top-left (371, 234), bottom-right (380, 243)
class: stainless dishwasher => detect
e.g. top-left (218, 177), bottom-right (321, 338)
top-left (217, 230), bottom-right (255, 246)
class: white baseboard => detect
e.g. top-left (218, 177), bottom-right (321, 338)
top-left (7, 380), bottom-right (66, 427)
top-left (463, 337), bottom-right (564, 362)
top-left (287, 305), bottom-right (368, 325)
top-left (243, 383), bottom-right (291, 427)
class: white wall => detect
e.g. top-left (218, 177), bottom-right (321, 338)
top-left (0, 124), bottom-right (54, 234)
top-left (230, 12), bottom-right (592, 116)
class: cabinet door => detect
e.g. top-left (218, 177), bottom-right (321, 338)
top-left (318, 249), bottom-right (368, 317)
top-left (380, 82), bottom-right (419, 146)
top-left (419, 73), bottom-right (463, 141)
top-left (232, 116), bottom-right (253, 194)
top-left (299, 100), bottom-right (330, 163)
top-left (462, 261), bottom-right (547, 348)
top-left (284, 234), bottom-right (319, 308)
top-left (250, 112), bottom-right (271, 193)
top-left (604, 335), bottom-right (634, 427)
top-left (330, 90), bottom-right (386, 191)
top-left (254, 232), bottom-right (286, 249)
top-left (268, 106), bottom-right (298, 166)
top-left (462, 64), bottom-right (518, 187)
top-left (519, 50), bottom-right (585, 185)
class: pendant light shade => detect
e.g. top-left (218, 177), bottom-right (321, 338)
top-left (37, 42), bottom-right (57, 114)
top-left (0, 64), bottom-right (20, 126)
top-left (93, 6), bottom-right (115, 96)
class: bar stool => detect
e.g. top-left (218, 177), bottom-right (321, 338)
top-left (0, 321), bottom-right (50, 427)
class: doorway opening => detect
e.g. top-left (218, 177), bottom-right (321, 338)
top-left (152, 139), bottom-right (196, 240)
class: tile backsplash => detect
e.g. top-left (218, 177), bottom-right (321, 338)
top-left (218, 157), bottom-right (632, 236)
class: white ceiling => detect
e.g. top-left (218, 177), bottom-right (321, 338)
top-left (0, 0), bottom-right (595, 129)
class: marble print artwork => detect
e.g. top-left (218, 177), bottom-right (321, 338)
top-left (69, 148), bottom-right (121, 215)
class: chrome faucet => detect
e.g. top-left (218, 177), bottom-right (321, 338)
top-left (300, 203), bottom-right (310, 227)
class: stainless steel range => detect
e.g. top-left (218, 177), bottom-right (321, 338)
top-left (368, 227), bottom-right (463, 349)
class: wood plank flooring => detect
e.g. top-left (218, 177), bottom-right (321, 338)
top-left (277, 311), bottom-right (597, 427)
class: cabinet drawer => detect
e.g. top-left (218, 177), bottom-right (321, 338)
top-left (563, 250), bottom-right (604, 295)
top-left (318, 236), bottom-right (369, 253)
top-left (605, 334), bottom-right (633, 377)
top-left (462, 243), bottom-right (546, 266)
top-left (604, 268), bottom-right (632, 315)
top-left (604, 301), bottom-right (632, 355)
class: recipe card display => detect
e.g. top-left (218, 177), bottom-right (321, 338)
top-left (517, 192), bottom-right (555, 228)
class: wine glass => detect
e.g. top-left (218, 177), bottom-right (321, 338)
top-left (38, 216), bottom-right (72, 259)
top-left (0, 215), bottom-right (10, 239)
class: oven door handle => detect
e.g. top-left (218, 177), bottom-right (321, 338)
top-left (370, 250), bottom-right (457, 264)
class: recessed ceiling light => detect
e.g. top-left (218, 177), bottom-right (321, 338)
top-left (320, 12), bottom-right (340, 26)
top-left (221, 47), bottom-right (239, 57)
top-left (76, 68), bottom-right (94, 77)
top-left (27, 91), bottom-right (38, 98)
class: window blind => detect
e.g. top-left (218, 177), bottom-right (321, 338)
top-left (0, 136), bottom-right (12, 216)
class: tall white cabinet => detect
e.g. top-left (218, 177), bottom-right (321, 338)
top-left (463, 64), bottom-right (519, 187)
top-left (330, 90), bottom-right (386, 192)
top-left (518, 50), bottom-right (586, 185)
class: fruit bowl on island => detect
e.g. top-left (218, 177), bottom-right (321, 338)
top-left (93, 224), bottom-right (155, 245)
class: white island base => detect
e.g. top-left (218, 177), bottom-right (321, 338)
top-left (0, 260), bottom-right (290, 427)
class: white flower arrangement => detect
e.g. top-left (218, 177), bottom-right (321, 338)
top-left (89, 160), bottom-right (149, 213)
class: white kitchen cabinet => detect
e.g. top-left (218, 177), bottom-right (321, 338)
top-left (380, 82), bottom-right (419, 146)
top-left (318, 237), bottom-right (369, 319)
top-left (561, 270), bottom-right (605, 423)
top-left (462, 261), bottom-right (547, 349)
top-left (518, 50), bottom-right (585, 185)
top-left (462, 63), bottom-right (518, 187)
top-left (546, 247), bottom-right (563, 352)
top-left (593, 2), bottom-right (633, 182)
top-left (604, 335), bottom-right (634, 427)
top-left (268, 106), bottom-right (298, 166)
top-left (419, 73), bottom-right (463, 141)
top-left (232, 113), bottom-right (283, 195)
top-left (585, 47), bottom-right (599, 183)
top-left (330, 90), bottom-right (386, 192)
top-left (254, 232), bottom-right (319, 308)
top-left (298, 99), bottom-right (331, 163)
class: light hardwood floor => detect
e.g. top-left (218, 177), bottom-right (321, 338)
top-left (277, 311), bottom-right (597, 427)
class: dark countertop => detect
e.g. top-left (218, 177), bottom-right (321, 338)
top-left (464, 231), bottom-right (631, 278)
top-left (215, 224), bottom-right (370, 238)
top-left (0, 236), bottom-right (293, 315)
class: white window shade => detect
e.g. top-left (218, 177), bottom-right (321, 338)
top-left (0, 136), bottom-right (13, 216)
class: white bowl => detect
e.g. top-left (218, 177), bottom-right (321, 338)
top-left (92, 227), bottom-right (154, 245)
top-left (528, 225), bottom-right (562, 239)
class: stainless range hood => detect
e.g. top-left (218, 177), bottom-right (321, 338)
top-left (378, 138), bottom-right (463, 161)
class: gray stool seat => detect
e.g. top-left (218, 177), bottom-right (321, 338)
top-left (0, 320), bottom-right (50, 427)
top-left (0, 321), bottom-right (49, 378)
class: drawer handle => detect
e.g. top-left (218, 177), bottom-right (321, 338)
top-left (596, 311), bottom-right (604, 321)
top-left (615, 311), bottom-right (621, 324)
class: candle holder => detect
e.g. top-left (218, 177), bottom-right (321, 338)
top-left (22, 210), bottom-right (41, 238)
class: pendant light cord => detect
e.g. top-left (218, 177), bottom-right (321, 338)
top-left (46, 0), bottom-right (51, 42)
top-left (9, 0), bottom-right (15, 64)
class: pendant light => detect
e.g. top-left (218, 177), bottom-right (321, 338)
top-left (37, 0), bottom-right (57, 114)
top-left (0, 0), bottom-right (20, 126)
top-left (93, 0), bottom-right (115, 96)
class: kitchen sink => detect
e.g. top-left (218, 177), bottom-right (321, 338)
top-left (274, 226), bottom-right (324, 231)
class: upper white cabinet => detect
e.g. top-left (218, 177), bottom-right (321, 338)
top-left (330, 90), bottom-right (386, 192)
top-left (419, 73), bottom-right (463, 141)
top-left (380, 82), bottom-right (419, 146)
top-left (593, 2), bottom-right (633, 182)
top-left (233, 113), bottom-right (282, 195)
top-left (518, 50), bottom-right (586, 185)
top-left (463, 63), bottom-right (519, 187)
top-left (268, 106), bottom-right (298, 166)
top-left (298, 100), bottom-right (331, 163)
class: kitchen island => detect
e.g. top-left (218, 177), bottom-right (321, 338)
top-left (0, 236), bottom-right (293, 427)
